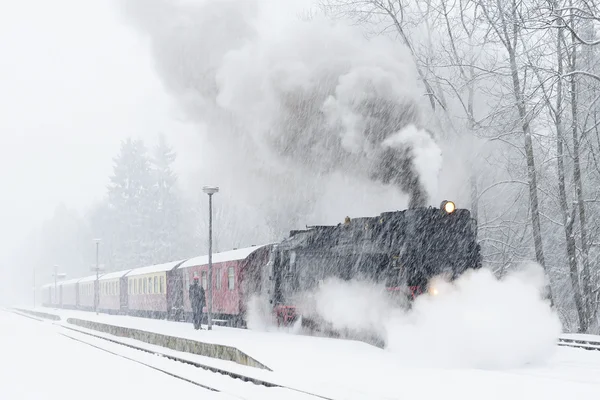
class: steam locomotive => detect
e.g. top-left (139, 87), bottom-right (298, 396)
top-left (43, 201), bottom-right (481, 344)
top-left (240, 200), bottom-right (481, 337)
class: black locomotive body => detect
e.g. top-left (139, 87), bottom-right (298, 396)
top-left (250, 204), bottom-right (481, 328)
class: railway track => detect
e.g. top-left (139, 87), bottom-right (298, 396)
top-left (7, 309), bottom-right (334, 400)
top-left (558, 337), bottom-right (600, 351)
top-left (59, 331), bottom-right (222, 393)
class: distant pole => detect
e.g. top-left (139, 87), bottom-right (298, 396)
top-left (202, 186), bottom-right (219, 331)
top-left (33, 267), bottom-right (36, 308)
top-left (54, 265), bottom-right (58, 303)
top-left (94, 239), bottom-right (101, 315)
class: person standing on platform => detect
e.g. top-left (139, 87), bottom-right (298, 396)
top-left (189, 276), bottom-right (206, 330)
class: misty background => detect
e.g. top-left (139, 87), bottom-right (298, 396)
top-left (1, 0), bottom-right (599, 334)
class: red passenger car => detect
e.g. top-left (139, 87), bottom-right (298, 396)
top-left (178, 245), bottom-right (268, 325)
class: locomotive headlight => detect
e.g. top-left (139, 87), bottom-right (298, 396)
top-left (441, 200), bottom-right (456, 214)
top-left (429, 287), bottom-right (439, 296)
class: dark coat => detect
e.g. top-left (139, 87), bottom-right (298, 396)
top-left (189, 282), bottom-right (206, 311)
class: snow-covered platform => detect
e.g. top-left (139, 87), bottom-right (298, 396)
top-left (17, 306), bottom-right (600, 399)
top-left (25, 307), bottom-right (389, 373)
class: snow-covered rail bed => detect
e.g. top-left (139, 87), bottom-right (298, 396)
top-left (7, 309), bottom-right (336, 400)
top-left (57, 326), bottom-right (328, 400)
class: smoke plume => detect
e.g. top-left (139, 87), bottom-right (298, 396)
top-left (120, 0), bottom-right (443, 238)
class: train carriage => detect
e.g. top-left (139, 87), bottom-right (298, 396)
top-left (126, 260), bottom-right (186, 318)
top-left (58, 278), bottom-right (81, 309)
top-left (178, 245), bottom-right (268, 325)
top-left (41, 284), bottom-right (53, 307)
top-left (78, 275), bottom-right (101, 311)
top-left (99, 270), bottom-right (132, 314)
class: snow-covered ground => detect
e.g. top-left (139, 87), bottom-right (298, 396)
top-left (18, 306), bottom-right (600, 399)
top-left (0, 310), bottom-right (235, 400)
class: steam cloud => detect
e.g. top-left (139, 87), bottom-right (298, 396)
top-left (121, 0), bottom-right (442, 221)
top-left (249, 263), bottom-right (562, 369)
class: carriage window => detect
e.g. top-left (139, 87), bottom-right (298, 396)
top-left (134, 279), bottom-right (137, 294)
top-left (216, 268), bottom-right (222, 290)
top-left (143, 278), bottom-right (147, 294)
top-left (201, 272), bottom-right (207, 290)
top-left (154, 276), bottom-right (159, 294)
top-left (160, 276), bottom-right (165, 294)
top-left (149, 277), bottom-right (154, 294)
top-left (228, 267), bottom-right (235, 290)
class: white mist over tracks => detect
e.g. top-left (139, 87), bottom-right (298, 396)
top-left (277, 263), bottom-right (562, 369)
top-left (386, 263), bottom-right (562, 369)
top-left (120, 0), bottom-right (444, 237)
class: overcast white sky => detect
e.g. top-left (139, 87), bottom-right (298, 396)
top-left (0, 0), bottom-right (197, 263)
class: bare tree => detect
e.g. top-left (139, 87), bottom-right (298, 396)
top-left (473, 0), bottom-right (553, 304)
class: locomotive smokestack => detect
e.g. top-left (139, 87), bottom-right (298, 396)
top-left (374, 146), bottom-right (427, 209)
top-left (371, 125), bottom-right (438, 209)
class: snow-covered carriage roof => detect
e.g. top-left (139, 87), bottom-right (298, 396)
top-left (57, 277), bottom-right (83, 286)
top-left (99, 269), bottom-right (132, 281)
top-left (126, 260), bottom-right (186, 277)
top-left (178, 244), bottom-right (269, 270)
top-left (78, 274), bottom-right (105, 283)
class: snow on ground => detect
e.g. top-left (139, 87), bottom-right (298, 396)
top-left (28, 306), bottom-right (600, 400)
top-left (0, 310), bottom-right (233, 400)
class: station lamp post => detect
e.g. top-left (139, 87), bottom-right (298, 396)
top-left (91, 239), bottom-right (105, 315)
top-left (52, 265), bottom-right (67, 306)
top-left (202, 185), bottom-right (219, 330)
